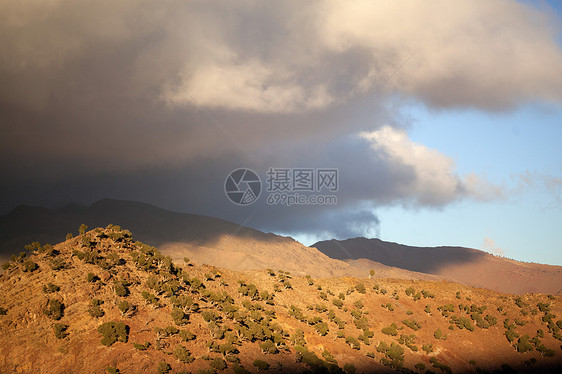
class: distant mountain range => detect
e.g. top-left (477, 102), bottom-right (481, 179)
top-left (312, 238), bottom-right (562, 295)
top-left (1, 199), bottom-right (560, 294)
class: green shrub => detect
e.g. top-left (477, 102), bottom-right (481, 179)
top-left (43, 283), bottom-right (60, 293)
top-left (233, 366), bottom-right (249, 374)
top-left (434, 328), bottom-right (447, 340)
top-left (114, 282), bottom-right (129, 297)
top-left (415, 362), bottom-right (426, 371)
top-left (322, 350), bottom-right (337, 364)
top-left (505, 328), bottom-right (519, 343)
top-left (377, 342), bottom-right (405, 368)
top-left (53, 323), bottom-right (69, 339)
top-left (88, 299), bottom-right (104, 318)
top-left (422, 344), bottom-right (434, 353)
top-left (260, 340), bottom-right (279, 354)
top-left (49, 257), bottom-right (68, 270)
top-left (174, 345), bottom-right (195, 363)
top-left (343, 363), bottom-right (356, 374)
top-left (422, 290), bottom-right (435, 298)
top-left (210, 357), bottom-right (227, 370)
top-left (179, 329), bottom-right (196, 342)
top-left (22, 260), bottom-right (38, 272)
top-left (430, 357), bottom-right (452, 374)
top-left (165, 325), bottom-right (179, 336)
top-left (44, 299), bottom-right (64, 320)
top-left (332, 298), bottom-right (343, 308)
top-left (353, 316), bottom-right (369, 331)
top-left (157, 362), bottom-right (171, 374)
top-left (402, 319), bottom-right (421, 331)
top-left (171, 307), bottom-right (189, 325)
top-left (516, 334), bottom-right (534, 353)
top-left (315, 322), bottom-right (329, 336)
top-left (345, 336), bottom-right (361, 350)
top-left (97, 322), bottom-right (129, 346)
top-left (133, 342), bottom-right (150, 350)
top-left (118, 300), bottom-right (132, 315)
top-left (79, 224), bottom-right (88, 235)
top-left (355, 283), bottom-right (366, 294)
top-left (290, 329), bottom-right (306, 346)
top-left (382, 323), bottom-right (399, 336)
top-left (252, 359), bottom-right (269, 370)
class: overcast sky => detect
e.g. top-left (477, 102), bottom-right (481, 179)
top-left (1, 0), bottom-right (561, 265)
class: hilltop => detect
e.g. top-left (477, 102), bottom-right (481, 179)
top-left (1, 226), bottom-right (561, 373)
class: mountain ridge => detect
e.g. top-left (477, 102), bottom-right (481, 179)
top-left (313, 238), bottom-right (562, 295)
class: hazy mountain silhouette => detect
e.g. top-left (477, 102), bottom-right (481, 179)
top-left (2, 199), bottom-right (560, 293)
top-left (313, 237), bottom-right (562, 295)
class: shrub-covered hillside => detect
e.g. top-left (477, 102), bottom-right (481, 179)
top-left (0, 225), bottom-right (561, 373)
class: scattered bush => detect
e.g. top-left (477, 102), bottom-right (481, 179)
top-left (53, 323), bottom-right (69, 339)
top-left (88, 299), bottom-right (104, 318)
top-left (113, 282), bottom-right (129, 297)
top-left (343, 363), bottom-right (356, 374)
top-left (377, 341), bottom-right (405, 368)
top-left (156, 362), bottom-right (171, 374)
top-left (415, 362), bottom-right (426, 371)
top-left (422, 344), bottom-right (434, 353)
top-left (355, 283), bottom-right (366, 294)
top-left (179, 330), bottom-right (196, 342)
top-left (22, 260), bottom-right (39, 272)
top-left (133, 342), bottom-right (150, 350)
top-left (515, 334), bottom-right (534, 353)
top-left (434, 328), bottom-right (447, 340)
top-left (252, 359), bottom-right (270, 370)
top-left (174, 345), bottom-right (195, 363)
top-left (402, 319), bottom-right (421, 331)
top-left (43, 283), bottom-right (60, 293)
top-left (97, 321), bottom-right (129, 346)
top-left (210, 357), bottom-right (227, 370)
top-left (345, 336), bottom-right (361, 350)
top-left (171, 307), bottom-right (189, 325)
top-left (44, 299), bottom-right (64, 320)
top-left (260, 340), bottom-right (279, 354)
top-left (79, 224), bottom-right (88, 235)
top-left (430, 357), bottom-right (452, 374)
top-left (382, 323), bottom-right (399, 336)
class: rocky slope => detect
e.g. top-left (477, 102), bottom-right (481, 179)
top-left (1, 226), bottom-right (561, 373)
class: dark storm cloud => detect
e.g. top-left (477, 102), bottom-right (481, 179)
top-left (1, 0), bottom-right (560, 238)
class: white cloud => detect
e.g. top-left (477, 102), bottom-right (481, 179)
top-left (361, 126), bottom-right (501, 205)
top-left (482, 236), bottom-right (506, 256)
